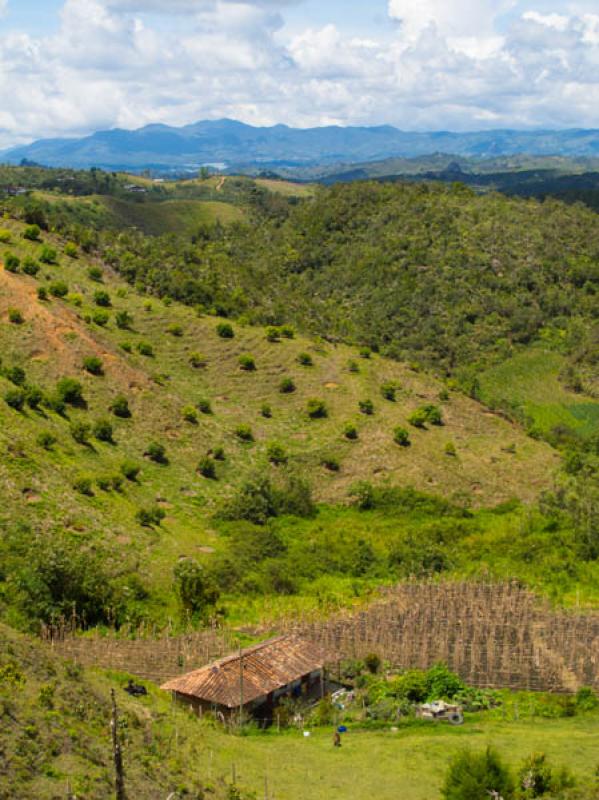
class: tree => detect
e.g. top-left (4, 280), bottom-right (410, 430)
top-left (5, 388), bottom-right (25, 411)
top-left (23, 224), bottom-right (41, 241)
top-left (279, 377), bottom-right (296, 394)
top-left (173, 558), bottom-right (219, 618)
top-left (359, 399), bottom-right (374, 416)
top-left (110, 395), bottom-right (131, 418)
top-left (307, 398), bottom-right (327, 419)
top-left (56, 377), bottom-right (85, 406)
top-left (145, 442), bottom-right (168, 464)
top-left (198, 455), bottom-right (216, 479)
top-left (442, 748), bottom-right (514, 800)
top-left (83, 356), bottom-right (104, 376)
top-left (239, 354), bottom-right (256, 371)
top-left (93, 289), bottom-right (111, 307)
top-left (93, 419), bottom-right (114, 443)
top-left (217, 322), bottom-right (234, 339)
top-left (115, 310), bottom-right (133, 330)
top-left (394, 426), bottom-right (410, 446)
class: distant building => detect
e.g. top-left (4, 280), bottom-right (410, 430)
top-left (161, 635), bottom-right (329, 719)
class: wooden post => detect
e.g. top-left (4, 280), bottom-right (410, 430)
top-left (110, 689), bottom-right (126, 800)
top-left (239, 646), bottom-right (244, 733)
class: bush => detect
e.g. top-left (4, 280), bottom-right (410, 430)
top-left (280, 325), bottom-right (295, 339)
top-left (136, 507), bottom-right (166, 527)
top-left (197, 398), bottom-right (212, 415)
top-left (93, 291), bottom-right (111, 309)
top-left (23, 224), bottom-right (41, 241)
top-left (146, 442), bottom-right (168, 464)
top-left (359, 346), bottom-right (372, 359)
top-left (83, 356), bottom-right (104, 376)
top-left (173, 558), bottom-right (219, 618)
top-left (70, 421), bottom-right (91, 445)
top-left (120, 342), bottom-right (132, 353)
top-left (216, 322), bottom-right (234, 338)
top-left (110, 395), bottom-right (131, 418)
top-left (322, 456), bottom-right (340, 471)
top-left (442, 747), bottom-right (514, 800)
top-left (8, 308), bottom-right (24, 324)
top-left (307, 398), bottom-right (327, 419)
top-left (409, 408), bottom-right (429, 428)
top-left (267, 442), bottom-right (288, 465)
top-left (92, 310), bottom-right (109, 327)
top-left (4, 253), bottom-right (20, 272)
top-left (235, 424), bottom-right (254, 442)
top-left (444, 441), bottom-right (457, 456)
top-left (73, 476), bottom-right (94, 496)
top-left (0, 229), bottom-right (11, 243)
top-left (198, 456), bottom-right (216, 479)
top-left (426, 663), bottom-right (465, 699)
top-left (239, 354), bottom-right (256, 371)
top-left (575, 686), bottom-right (598, 711)
top-left (423, 404), bottom-right (444, 425)
top-left (344, 423), bottom-right (358, 440)
top-left (49, 281), bottom-right (69, 298)
top-left (279, 377), bottom-right (296, 394)
top-left (5, 388), bottom-right (25, 411)
top-left (359, 399), bottom-right (374, 415)
top-left (297, 352), bottom-right (313, 366)
top-left (64, 242), bottom-right (78, 258)
top-left (261, 403), bottom-right (273, 418)
top-left (137, 341), bottom-right (154, 357)
top-left (5, 365), bottom-right (26, 385)
top-left (364, 653), bottom-right (382, 674)
top-left (393, 426), bottom-right (410, 446)
top-left (167, 323), bottom-right (183, 337)
top-left (381, 381), bottom-right (398, 401)
top-left (37, 286), bottom-right (48, 301)
top-left (39, 245), bottom-right (57, 264)
top-left (120, 461), bottom-right (141, 481)
top-left (37, 431), bottom-right (57, 450)
top-left (213, 446), bottom-right (226, 461)
top-left (88, 266), bottom-right (103, 282)
top-left (115, 310), bottom-right (133, 330)
top-left (182, 405), bottom-right (198, 424)
top-left (25, 385), bottom-right (43, 409)
top-left (393, 669), bottom-right (428, 702)
top-left (22, 257), bottom-right (40, 276)
top-left (265, 325), bottom-right (281, 342)
top-left (189, 352), bottom-right (207, 368)
top-left (93, 419), bottom-right (114, 443)
top-left (347, 359), bottom-right (360, 373)
top-left (56, 377), bottom-right (84, 406)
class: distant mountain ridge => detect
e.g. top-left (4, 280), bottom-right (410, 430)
top-left (4, 119), bottom-right (599, 172)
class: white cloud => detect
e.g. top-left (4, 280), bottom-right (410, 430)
top-left (1, 0), bottom-right (599, 149)
top-left (0, 0), bottom-right (7, 16)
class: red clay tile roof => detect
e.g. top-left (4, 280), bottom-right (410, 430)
top-left (161, 635), bottom-right (326, 708)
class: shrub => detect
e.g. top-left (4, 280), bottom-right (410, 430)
top-left (111, 474), bottom-right (124, 492)
top-left (426, 663), bottom-right (465, 699)
top-left (575, 686), bottom-right (598, 711)
top-left (444, 442), bottom-right (457, 456)
top-left (235, 424), bottom-right (254, 442)
top-left (173, 558), bottom-right (219, 617)
top-left (198, 456), bottom-right (216, 479)
top-left (344, 423), bottom-right (358, 440)
top-left (120, 341), bottom-right (132, 353)
top-left (359, 399), bottom-right (374, 415)
top-left (239, 354), bottom-right (256, 371)
top-left (49, 281), bottom-right (68, 298)
top-left (23, 224), bottom-right (41, 241)
top-left (265, 325), bottom-right (281, 342)
top-left (22, 257), bottom-right (40, 276)
top-left (136, 507), bottom-right (166, 527)
top-left (364, 653), bottom-right (382, 674)
top-left (409, 408), bottom-right (429, 428)
top-left (37, 286), bottom-right (48, 301)
top-left (96, 476), bottom-right (112, 492)
top-left (92, 310), bottom-right (109, 327)
top-left (393, 426), bottom-right (411, 446)
top-left (297, 352), bottom-right (313, 366)
top-left (6, 366), bottom-right (26, 385)
top-left (8, 308), bottom-right (24, 324)
top-left (381, 381), bottom-right (398, 401)
top-left (37, 431), bottom-right (57, 450)
top-left (68, 293), bottom-right (83, 307)
top-left (423, 404), bottom-right (444, 425)
top-left (4, 253), bottom-right (20, 272)
top-left (216, 322), bottom-right (234, 338)
top-left (167, 323), bottom-right (183, 337)
top-left (87, 266), bottom-right (103, 282)
top-left (280, 325), bottom-right (295, 339)
top-left (359, 346), bottom-right (372, 359)
top-left (189, 352), bottom-right (207, 368)
top-left (279, 377), bottom-right (296, 394)
top-left (136, 341), bottom-right (154, 357)
top-left (307, 398), bottom-right (328, 419)
top-left (0, 229), bottom-right (11, 243)
top-left (213, 446), bottom-right (226, 461)
top-left (347, 359), bottom-right (360, 373)
top-left (115, 310), bottom-right (133, 330)
top-left (73, 476), bottom-right (94, 496)
top-left (25, 385), bottom-right (43, 409)
top-left (322, 456), bottom-right (340, 471)
top-left (5, 388), bottom-right (25, 410)
top-left (267, 442), bottom-right (288, 465)
top-left (120, 461), bottom-right (141, 481)
top-left (439, 387), bottom-right (450, 402)
top-left (183, 405), bottom-right (198, 424)
top-left (197, 398), bottom-right (212, 415)
top-left (83, 356), bottom-right (104, 376)
top-left (261, 403), bottom-right (273, 418)
top-left (45, 393), bottom-right (66, 415)
top-left (39, 245), bottom-right (57, 264)
top-left (93, 419), bottom-right (114, 443)
top-left (70, 421), bottom-right (91, 445)
top-left (442, 747), bottom-right (514, 800)
top-left (64, 242), bottom-right (78, 258)
top-left (145, 442), bottom-right (168, 464)
top-left (56, 377), bottom-right (84, 406)
top-left (110, 395), bottom-right (131, 418)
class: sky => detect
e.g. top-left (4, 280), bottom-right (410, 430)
top-left (1, 0), bottom-right (599, 148)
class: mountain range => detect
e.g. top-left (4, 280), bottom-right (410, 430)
top-left (5, 119), bottom-right (599, 172)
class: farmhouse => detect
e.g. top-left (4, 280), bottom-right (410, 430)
top-left (161, 635), bottom-right (328, 719)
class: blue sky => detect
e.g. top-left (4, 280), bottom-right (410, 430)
top-left (1, 0), bottom-right (599, 147)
